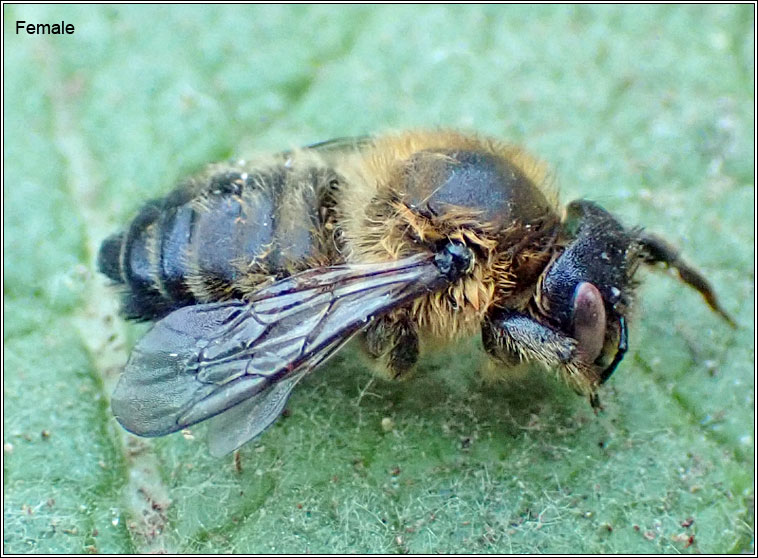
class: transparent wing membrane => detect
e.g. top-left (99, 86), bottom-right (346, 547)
top-left (111, 252), bottom-right (455, 454)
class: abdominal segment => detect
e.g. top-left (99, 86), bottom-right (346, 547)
top-left (98, 164), bottom-right (339, 320)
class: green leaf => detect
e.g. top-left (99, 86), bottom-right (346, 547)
top-left (4, 4), bottom-right (753, 553)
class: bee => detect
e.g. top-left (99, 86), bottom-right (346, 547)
top-left (98, 130), bottom-right (734, 456)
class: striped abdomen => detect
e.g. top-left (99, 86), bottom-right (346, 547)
top-left (98, 165), bottom-right (341, 320)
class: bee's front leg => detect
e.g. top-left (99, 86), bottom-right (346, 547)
top-left (482, 309), bottom-right (600, 400)
top-left (361, 310), bottom-right (419, 379)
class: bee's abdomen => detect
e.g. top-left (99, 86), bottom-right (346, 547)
top-left (97, 231), bottom-right (126, 284)
top-left (99, 166), bottom-right (337, 321)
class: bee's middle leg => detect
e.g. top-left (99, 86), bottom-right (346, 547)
top-left (361, 310), bottom-right (419, 379)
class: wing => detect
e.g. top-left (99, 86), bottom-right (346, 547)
top-left (279, 136), bottom-right (374, 159)
top-left (303, 135), bottom-right (373, 153)
top-left (111, 251), bottom-right (455, 455)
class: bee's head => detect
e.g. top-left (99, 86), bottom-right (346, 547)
top-left (539, 200), bottom-right (637, 382)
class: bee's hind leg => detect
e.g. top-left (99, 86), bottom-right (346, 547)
top-left (361, 311), bottom-right (419, 379)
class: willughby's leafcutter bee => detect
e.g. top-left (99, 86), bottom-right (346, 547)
top-left (98, 130), bottom-right (734, 456)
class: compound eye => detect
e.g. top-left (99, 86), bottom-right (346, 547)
top-left (571, 282), bottom-right (606, 364)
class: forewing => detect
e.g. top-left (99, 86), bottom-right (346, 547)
top-left (111, 253), bottom-right (450, 452)
top-left (302, 135), bottom-right (373, 153)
